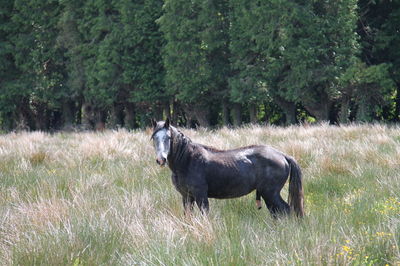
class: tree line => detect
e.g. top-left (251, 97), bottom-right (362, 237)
top-left (1, 0), bottom-right (399, 131)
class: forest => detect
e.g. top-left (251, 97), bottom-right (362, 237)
top-left (0, 0), bottom-right (399, 131)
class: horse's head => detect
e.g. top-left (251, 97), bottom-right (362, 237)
top-left (151, 118), bottom-right (171, 166)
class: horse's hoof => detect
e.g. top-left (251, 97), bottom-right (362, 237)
top-left (256, 200), bottom-right (262, 209)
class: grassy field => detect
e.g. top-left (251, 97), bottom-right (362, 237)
top-left (0, 124), bottom-right (399, 265)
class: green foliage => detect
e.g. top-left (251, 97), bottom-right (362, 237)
top-left (228, 0), bottom-right (268, 104)
top-left (159, 0), bottom-right (229, 104)
top-left (0, 0), bottom-right (399, 130)
top-left (340, 60), bottom-right (395, 121)
top-left (78, 0), bottom-right (165, 109)
top-left (0, 0), bottom-right (67, 129)
top-left (119, 0), bottom-right (165, 104)
top-left (227, 0), bottom-right (361, 121)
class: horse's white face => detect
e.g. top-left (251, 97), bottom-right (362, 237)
top-left (152, 126), bottom-right (171, 166)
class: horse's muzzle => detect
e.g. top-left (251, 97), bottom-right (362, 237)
top-left (156, 157), bottom-right (166, 166)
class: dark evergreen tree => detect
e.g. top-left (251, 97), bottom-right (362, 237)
top-left (58, 0), bottom-right (165, 129)
top-left (357, 0), bottom-right (400, 121)
top-left (159, 0), bottom-right (230, 127)
top-left (0, 0), bottom-right (20, 130)
top-left (0, 0), bottom-right (398, 130)
top-left (260, 0), bottom-right (359, 122)
top-left (57, 0), bottom-right (86, 129)
top-left (0, 0), bottom-right (65, 130)
top-left (118, 0), bottom-right (166, 128)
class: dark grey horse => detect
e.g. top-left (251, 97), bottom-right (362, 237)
top-left (151, 119), bottom-right (304, 217)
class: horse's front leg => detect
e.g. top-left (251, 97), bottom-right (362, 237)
top-left (182, 195), bottom-right (194, 216)
top-left (187, 174), bottom-right (209, 214)
top-left (193, 191), bottom-right (209, 214)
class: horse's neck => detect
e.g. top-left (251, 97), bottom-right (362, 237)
top-left (168, 127), bottom-right (193, 173)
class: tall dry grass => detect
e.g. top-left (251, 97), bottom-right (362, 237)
top-left (0, 124), bottom-right (399, 265)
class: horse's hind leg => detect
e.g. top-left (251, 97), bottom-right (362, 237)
top-left (260, 191), bottom-right (290, 217)
top-left (271, 195), bottom-right (290, 215)
top-left (256, 190), bottom-right (262, 210)
top-left (259, 164), bottom-right (291, 217)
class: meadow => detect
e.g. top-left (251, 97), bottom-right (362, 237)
top-left (0, 124), bottom-right (399, 265)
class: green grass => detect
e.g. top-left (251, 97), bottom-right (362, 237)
top-left (0, 125), bottom-right (399, 265)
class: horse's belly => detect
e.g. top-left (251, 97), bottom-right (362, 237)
top-left (206, 172), bottom-right (257, 199)
top-left (208, 187), bottom-right (254, 199)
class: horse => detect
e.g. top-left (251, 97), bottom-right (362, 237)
top-left (151, 118), bottom-right (304, 217)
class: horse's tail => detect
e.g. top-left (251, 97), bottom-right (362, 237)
top-left (285, 156), bottom-right (304, 217)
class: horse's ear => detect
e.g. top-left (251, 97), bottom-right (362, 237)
top-left (151, 119), bottom-right (157, 128)
top-left (164, 117), bottom-right (170, 128)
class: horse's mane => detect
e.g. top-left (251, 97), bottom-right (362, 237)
top-left (171, 127), bottom-right (224, 152)
top-left (199, 144), bottom-right (224, 153)
top-left (171, 127), bottom-right (256, 154)
top-left (168, 126), bottom-right (193, 171)
top-left (170, 126), bottom-right (192, 146)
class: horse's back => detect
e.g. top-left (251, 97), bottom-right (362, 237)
top-left (202, 145), bottom-right (289, 198)
top-left (252, 145), bottom-right (290, 172)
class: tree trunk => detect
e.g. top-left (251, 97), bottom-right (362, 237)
top-left (339, 94), bottom-right (351, 125)
top-left (395, 82), bottom-right (400, 122)
top-left (231, 103), bottom-right (242, 127)
top-left (81, 102), bottom-right (94, 130)
top-left (249, 104), bottom-right (258, 124)
top-left (91, 108), bottom-right (106, 131)
top-left (124, 102), bottom-right (136, 129)
top-left (274, 96), bottom-right (296, 125)
top-left (183, 106), bottom-right (195, 127)
top-left (263, 103), bottom-right (270, 124)
top-left (194, 105), bottom-right (210, 127)
top-left (16, 112), bottom-right (30, 131)
top-left (356, 95), bottom-right (372, 122)
top-left (182, 104), bottom-right (210, 128)
top-left (153, 104), bottom-right (163, 121)
top-left (109, 103), bottom-right (124, 129)
top-left (164, 102), bottom-right (171, 120)
top-left (303, 95), bottom-right (331, 122)
top-left (172, 101), bottom-right (181, 125)
top-left (283, 104), bottom-right (296, 125)
top-left (308, 104), bottom-right (330, 122)
top-left (33, 101), bottom-right (49, 131)
top-left (76, 100), bottom-right (82, 126)
top-left (16, 98), bottom-right (34, 131)
top-left (221, 99), bottom-right (230, 126)
top-left (1, 111), bottom-right (14, 131)
top-left (62, 100), bottom-right (75, 131)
